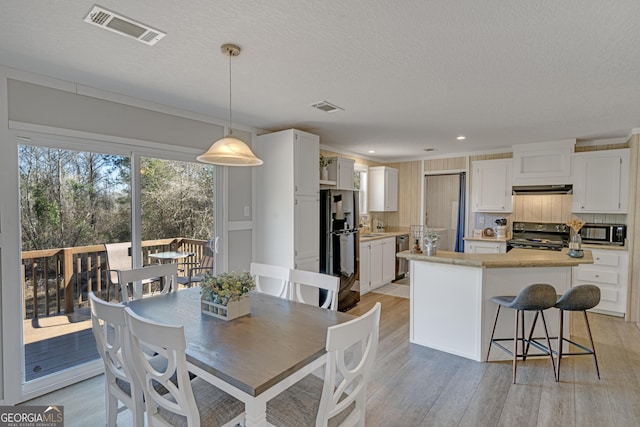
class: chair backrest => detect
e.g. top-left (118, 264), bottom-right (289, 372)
top-left (124, 307), bottom-right (199, 426)
top-left (509, 283), bottom-right (558, 311)
top-left (250, 262), bottom-right (291, 299)
top-left (555, 284), bottom-right (601, 311)
top-left (89, 292), bottom-right (143, 424)
top-left (289, 269), bottom-right (340, 310)
top-left (117, 263), bottom-right (178, 302)
top-left (317, 302), bottom-right (381, 426)
top-left (105, 242), bottom-right (133, 285)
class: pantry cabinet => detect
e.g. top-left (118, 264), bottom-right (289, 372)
top-left (572, 249), bottom-right (628, 316)
top-left (572, 149), bottom-right (630, 213)
top-left (359, 237), bottom-right (395, 293)
top-left (369, 166), bottom-right (398, 211)
top-left (254, 129), bottom-right (320, 275)
top-left (472, 159), bottom-right (513, 212)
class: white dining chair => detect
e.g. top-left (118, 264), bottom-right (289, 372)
top-left (117, 263), bottom-right (178, 302)
top-left (250, 262), bottom-right (291, 299)
top-left (124, 307), bottom-right (245, 427)
top-left (89, 292), bottom-right (145, 427)
top-left (290, 268), bottom-right (340, 310)
top-left (266, 302), bottom-right (381, 427)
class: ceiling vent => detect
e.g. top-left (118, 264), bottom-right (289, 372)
top-left (310, 101), bottom-right (344, 113)
top-left (84, 5), bottom-right (166, 46)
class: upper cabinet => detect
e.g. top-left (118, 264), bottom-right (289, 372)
top-left (369, 166), bottom-right (398, 212)
top-left (572, 148), bottom-right (630, 213)
top-left (325, 157), bottom-right (355, 190)
top-left (512, 140), bottom-right (574, 185)
top-left (472, 159), bottom-right (513, 212)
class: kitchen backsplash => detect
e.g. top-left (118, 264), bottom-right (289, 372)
top-left (471, 195), bottom-right (627, 231)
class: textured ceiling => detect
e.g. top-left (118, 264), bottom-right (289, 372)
top-left (1, 1), bottom-right (639, 161)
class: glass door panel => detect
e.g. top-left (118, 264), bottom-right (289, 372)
top-left (19, 144), bottom-right (130, 383)
top-left (140, 157), bottom-right (215, 285)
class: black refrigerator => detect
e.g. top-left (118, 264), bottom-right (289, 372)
top-left (319, 189), bottom-right (360, 311)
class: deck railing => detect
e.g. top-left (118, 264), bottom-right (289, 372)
top-left (21, 238), bottom-right (208, 319)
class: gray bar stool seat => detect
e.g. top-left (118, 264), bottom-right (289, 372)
top-left (486, 283), bottom-right (558, 383)
top-left (555, 284), bottom-right (601, 381)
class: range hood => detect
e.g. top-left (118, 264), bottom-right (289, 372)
top-left (512, 184), bottom-right (573, 195)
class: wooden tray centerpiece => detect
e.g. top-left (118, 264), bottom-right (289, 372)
top-left (201, 271), bottom-right (255, 320)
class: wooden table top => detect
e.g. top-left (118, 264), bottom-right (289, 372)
top-left (127, 287), bottom-right (355, 396)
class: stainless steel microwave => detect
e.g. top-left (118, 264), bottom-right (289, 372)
top-left (579, 223), bottom-right (626, 246)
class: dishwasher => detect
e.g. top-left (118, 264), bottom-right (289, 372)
top-left (394, 234), bottom-right (409, 281)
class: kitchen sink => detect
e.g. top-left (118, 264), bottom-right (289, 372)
top-left (362, 233), bottom-right (387, 237)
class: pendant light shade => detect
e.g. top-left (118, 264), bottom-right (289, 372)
top-left (197, 43), bottom-right (263, 167)
top-left (196, 135), bottom-right (263, 166)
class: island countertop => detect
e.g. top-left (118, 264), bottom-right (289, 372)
top-left (397, 247), bottom-right (593, 268)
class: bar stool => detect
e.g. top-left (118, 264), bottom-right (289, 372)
top-left (555, 284), bottom-right (601, 381)
top-left (486, 283), bottom-right (558, 383)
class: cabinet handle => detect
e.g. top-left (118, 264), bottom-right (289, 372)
top-left (595, 257), bottom-right (600, 260)
top-left (595, 274), bottom-right (600, 278)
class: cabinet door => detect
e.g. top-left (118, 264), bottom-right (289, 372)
top-left (473, 160), bottom-right (512, 212)
top-left (294, 131), bottom-right (320, 195)
top-left (466, 241), bottom-right (503, 254)
top-left (359, 242), bottom-right (371, 294)
top-left (382, 237), bottom-right (396, 284)
top-left (386, 168), bottom-right (398, 211)
top-left (294, 195), bottom-right (319, 261)
top-left (572, 150), bottom-right (629, 213)
top-left (369, 240), bottom-right (383, 289)
top-left (336, 158), bottom-right (355, 190)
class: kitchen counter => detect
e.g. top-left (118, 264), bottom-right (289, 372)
top-left (402, 247), bottom-right (594, 362)
top-left (397, 247), bottom-right (593, 268)
top-left (463, 235), bottom-right (511, 242)
top-left (360, 231), bottom-right (410, 242)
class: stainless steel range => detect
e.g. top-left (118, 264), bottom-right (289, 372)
top-left (507, 222), bottom-right (569, 251)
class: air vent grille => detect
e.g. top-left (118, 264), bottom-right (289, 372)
top-left (310, 101), bottom-right (344, 113)
top-left (84, 5), bottom-right (166, 46)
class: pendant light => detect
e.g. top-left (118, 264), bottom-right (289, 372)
top-left (197, 43), bottom-right (263, 166)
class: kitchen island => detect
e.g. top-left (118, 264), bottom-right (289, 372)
top-left (396, 248), bottom-right (593, 361)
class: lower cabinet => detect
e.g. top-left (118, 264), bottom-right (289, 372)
top-left (572, 249), bottom-right (628, 316)
top-left (464, 240), bottom-right (507, 254)
top-left (360, 237), bottom-right (396, 294)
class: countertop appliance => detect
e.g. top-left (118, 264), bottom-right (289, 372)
top-left (580, 223), bottom-right (626, 246)
top-left (320, 189), bottom-right (360, 311)
top-left (395, 234), bottom-right (409, 280)
top-left (507, 222), bottom-right (569, 251)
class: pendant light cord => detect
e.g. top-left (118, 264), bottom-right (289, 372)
top-left (228, 50), bottom-right (233, 136)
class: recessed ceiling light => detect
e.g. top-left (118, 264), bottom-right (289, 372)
top-left (368, 150), bottom-right (375, 154)
top-left (456, 136), bottom-right (466, 141)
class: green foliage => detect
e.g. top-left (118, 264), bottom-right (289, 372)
top-left (201, 271), bottom-right (255, 305)
top-left (319, 154), bottom-right (334, 168)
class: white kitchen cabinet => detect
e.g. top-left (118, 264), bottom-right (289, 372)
top-left (254, 129), bottom-right (320, 278)
top-left (369, 166), bottom-right (398, 211)
top-left (325, 157), bottom-right (355, 190)
top-left (464, 240), bottom-right (506, 254)
top-left (359, 236), bottom-right (396, 293)
top-left (472, 159), bottom-right (513, 212)
top-left (382, 237), bottom-right (396, 284)
top-left (572, 249), bottom-right (628, 316)
top-left (512, 140), bottom-right (574, 185)
top-left (572, 149), bottom-right (630, 214)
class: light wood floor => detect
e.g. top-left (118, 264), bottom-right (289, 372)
top-left (24, 292), bottom-right (640, 426)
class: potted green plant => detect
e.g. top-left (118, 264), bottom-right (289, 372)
top-left (319, 155), bottom-right (334, 180)
top-left (200, 271), bottom-right (255, 320)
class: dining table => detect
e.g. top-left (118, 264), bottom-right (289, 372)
top-left (127, 287), bottom-right (355, 427)
top-left (149, 250), bottom-right (193, 262)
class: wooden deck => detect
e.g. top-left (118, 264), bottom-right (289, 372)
top-left (24, 307), bottom-right (98, 382)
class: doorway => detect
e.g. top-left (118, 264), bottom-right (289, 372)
top-left (424, 173), bottom-right (466, 252)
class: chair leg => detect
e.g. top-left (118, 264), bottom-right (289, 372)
top-left (583, 310), bottom-right (600, 379)
top-left (556, 309), bottom-right (564, 381)
top-left (524, 311), bottom-right (539, 360)
top-left (513, 309), bottom-right (519, 384)
top-left (486, 305), bottom-right (501, 362)
top-left (539, 310), bottom-right (557, 382)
